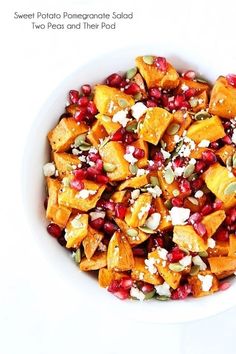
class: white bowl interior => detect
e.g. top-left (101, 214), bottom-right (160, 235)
top-left (22, 45), bottom-right (236, 323)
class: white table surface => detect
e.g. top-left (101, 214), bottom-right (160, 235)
top-left (2, 0), bottom-right (236, 353)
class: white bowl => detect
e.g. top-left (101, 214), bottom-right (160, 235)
top-left (22, 45), bottom-right (236, 323)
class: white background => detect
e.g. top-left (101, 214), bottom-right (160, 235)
top-left (1, 0), bottom-right (236, 353)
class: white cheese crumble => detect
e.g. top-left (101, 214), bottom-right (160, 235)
top-left (147, 185), bottom-right (162, 198)
top-left (179, 255), bottom-right (192, 267)
top-left (198, 274), bottom-right (213, 292)
top-left (72, 148), bottom-right (80, 155)
top-left (155, 282), bottom-right (171, 297)
top-left (71, 215), bottom-right (83, 228)
top-left (136, 168), bottom-right (148, 176)
top-left (131, 189), bottom-right (140, 200)
top-left (145, 258), bottom-right (157, 274)
top-left (207, 238), bottom-right (216, 249)
top-left (124, 146), bottom-right (138, 165)
top-left (112, 110), bottom-right (130, 127)
top-left (198, 139), bottom-right (210, 148)
top-left (161, 148), bottom-right (171, 160)
top-left (145, 213), bottom-right (161, 230)
top-left (76, 189), bottom-right (97, 199)
top-left (43, 162), bottom-right (56, 177)
top-left (194, 190), bottom-right (204, 199)
top-left (181, 83), bottom-right (189, 92)
top-left (130, 286), bottom-right (145, 301)
top-left (192, 255), bottom-right (207, 270)
top-left (174, 135), bottom-right (180, 143)
top-left (131, 102), bottom-right (147, 120)
top-left (232, 128), bottom-right (236, 144)
top-left (157, 247), bottom-right (168, 260)
top-left (138, 203), bottom-right (151, 220)
top-left (98, 242), bottom-right (107, 252)
top-left (89, 211), bottom-right (106, 221)
top-left (174, 166), bottom-right (185, 177)
top-left (169, 207), bottom-right (190, 225)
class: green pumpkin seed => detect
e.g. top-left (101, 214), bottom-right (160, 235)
top-left (166, 123), bottom-right (180, 136)
top-left (226, 156), bottom-right (233, 168)
top-left (188, 173), bottom-right (198, 182)
top-left (99, 136), bottom-right (110, 149)
top-left (172, 189), bottom-right (180, 197)
top-left (233, 152), bottom-right (236, 168)
top-left (156, 295), bottom-right (170, 301)
top-left (126, 121), bottom-right (138, 132)
top-left (183, 164), bottom-right (195, 178)
top-left (190, 265), bottom-right (200, 276)
top-left (224, 182), bottom-right (236, 195)
top-left (79, 143), bottom-right (92, 151)
top-left (169, 263), bottom-right (185, 272)
top-left (187, 197), bottom-right (199, 206)
top-left (175, 139), bottom-right (183, 153)
top-left (138, 226), bottom-right (156, 234)
top-left (164, 199), bottom-right (172, 210)
top-left (189, 98), bottom-right (198, 108)
top-left (129, 164), bottom-right (138, 175)
top-left (198, 251), bottom-right (208, 257)
top-left (127, 228), bottom-right (139, 238)
top-left (74, 249), bottom-right (81, 264)
top-left (134, 92), bottom-right (143, 101)
top-left (74, 133), bottom-right (87, 147)
top-left (140, 187), bottom-right (148, 192)
top-left (144, 290), bottom-right (156, 300)
top-left (143, 55), bottom-right (154, 65)
top-left (103, 162), bottom-right (116, 172)
top-left (160, 139), bottom-right (167, 149)
top-left (118, 98), bottom-right (129, 108)
top-left (126, 67), bottom-right (138, 80)
top-left (150, 176), bottom-right (159, 187)
top-left (164, 167), bottom-right (175, 184)
top-left (197, 77), bottom-right (208, 84)
top-left (194, 111), bottom-right (211, 121)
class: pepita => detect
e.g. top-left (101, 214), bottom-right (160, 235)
top-left (187, 197), bottom-right (199, 206)
top-left (233, 152), bottom-right (236, 168)
top-left (173, 189), bottom-right (180, 197)
top-left (188, 173), bottom-right (198, 182)
top-left (103, 162), bottom-right (116, 172)
top-left (127, 228), bottom-right (139, 238)
top-left (143, 55), bottom-right (154, 65)
top-left (126, 121), bottom-right (138, 132)
top-left (118, 98), bottom-right (129, 108)
top-left (166, 123), bottom-right (180, 136)
top-left (79, 143), bottom-right (92, 151)
top-left (99, 136), bottom-right (110, 149)
top-left (226, 156), bottom-right (233, 168)
top-left (175, 140), bottom-right (184, 153)
top-left (126, 67), bottom-right (137, 80)
top-left (138, 226), bottom-right (156, 234)
top-left (74, 249), bottom-right (81, 264)
top-left (74, 133), bottom-right (87, 147)
top-left (144, 290), bottom-right (156, 300)
top-left (164, 167), bottom-right (175, 184)
top-left (164, 199), bottom-right (172, 210)
top-left (197, 77), bottom-right (208, 84)
top-left (156, 295), bottom-right (170, 301)
top-left (224, 182), bottom-right (236, 195)
top-left (150, 176), bottom-right (159, 187)
top-left (189, 98), bottom-right (198, 108)
top-left (190, 265), bottom-right (200, 276)
top-left (160, 139), bottom-right (167, 149)
top-left (129, 164), bottom-right (138, 175)
top-left (134, 92), bottom-right (143, 101)
top-left (183, 164), bottom-right (195, 178)
top-left (169, 263), bottom-right (185, 272)
top-left (194, 111), bottom-right (211, 121)
top-left (198, 251), bottom-right (208, 257)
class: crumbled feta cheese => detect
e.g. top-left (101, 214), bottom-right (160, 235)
top-left (189, 158), bottom-right (196, 165)
top-left (198, 139), bottom-right (210, 148)
top-left (198, 274), bottom-right (213, 292)
top-left (232, 128), bottom-right (236, 144)
top-left (161, 148), bottom-right (171, 160)
top-left (170, 207), bottom-right (190, 225)
top-left (43, 162), bottom-right (56, 177)
top-left (139, 272), bottom-right (144, 280)
top-left (131, 189), bottom-right (140, 200)
top-left (145, 213), bottom-right (161, 230)
top-left (130, 286), bottom-right (145, 301)
top-left (88, 147), bottom-right (98, 154)
top-left (192, 255), bottom-right (207, 270)
top-left (90, 211), bottom-right (106, 221)
top-left (155, 282), bottom-right (171, 297)
top-left (145, 258), bottom-right (157, 274)
top-left (131, 102), bottom-right (147, 120)
top-left (79, 155), bottom-right (86, 162)
top-left (179, 255), bottom-right (192, 267)
top-left (138, 203), bottom-right (151, 220)
top-left (147, 185), bottom-right (162, 198)
top-left (194, 190), bottom-right (204, 199)
top-left (136, 168), bottom-right (148, 176)
top-left (174, 135), bottom-right (180, 143)
top-left (112, 110), bottom-right (130, 127)
top-left (181, 83), bottom-right (189, 92)
top-left (98, 242), bottom-right (107, 252)
top-left (76, 189), bottom-right (97, 199)
top-left (157, 247), bottom-right (168, 260)
top-left (71, 215), bottom-right (83, 228)
top-left (124, 145), bottom-right (138, 165)
top-left (72, 148), bottom-right (80, 155)
top-left (174, 166), bottom-right (185, 177)
top-left (207, 238), bottom-right (216, 249)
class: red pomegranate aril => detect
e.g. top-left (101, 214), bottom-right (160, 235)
top-left (115, 204), bottom-right (127, 219)
top-left (171, 284), bottom-right (192, 300)
top-left (180, 101), bottom-right (190, 109)
top-left (120, 277), bottom-right (133, 290)
top-left (133, 247), bottom-right (147, 257)
top-left (195, 160), bottom-right (207, 173)
top-left (154, 237), bottom-right (164, 248)
top-left (133, 147), bottom-right (145, 159)
top-left (215, 228), bottom-right (229, 242)
top-left (191, 178), bottom-right (204, 191)
top-left (124, 82), bottom-right (141, 95)
top-left (226, 74), bottom-right (236, 87)
top-left (90, 218), bottom-right (105, 230)
top-left (146, 100), bottom-right (157, 108)
top-left (222, 135), bottom-right (232, 144)
top-left (167, 247), bottom-right (185, 263)
top-left (153, 151), bottom-right (164, 164)
top-left (106, 73), bottom-right (123, 87)
top-left (193, 222), bottom-right (207, 236)
top-left (179, 179), bottom-right (191, 193)
top-left (87, 166), bottom-right (99, 176)
top-left (149, 87), bottom-right (162, 99)
top-left (227, 208), bottom-right (236, 224)
top-left (141, 283), bottom-right (154, 294)
top-left (201, 204), bottom-right (213, 216)
top-left (69, 90), bottom-right (79, 104)
top-left (174, 94), bottom-right (185, 109)
top-left (103, 221), bottom-right (118, 235)
top-left (96, 174), bottom-right (109, 184)
top-left (172, 156), bottom-right (185, 168)
top-left (210, 141), bottom-right (220, 149)
top-left (171, 197), bottom-right (183, 207)
top-left (108, 279), bottom-right (120, 293)
top-left (213, 199), bottom-right (223, 210)
top-left (47, 223), bottom-right (62, 238)
top-left (202, 150), bottom-right (217, 164)
top-left (73, 169), bottom-right (86, 179)
top-left (154, 56), bottom-right (168, 72)
top-left (124, 132), bottom-right (136, 144)
top-left (148, 205), bottom-right (156, 216)
top-left (119, 79), bottom-right (127, 88)
top-left (182, 70), bottom-right (196, 80)
top-left (103, 200), bottom-right (115, 211)
top-left (185, 88), bottom-right (197, 99)
top-left (113, 289), bottom-right (130, 300)
top-left (111, 127), bottom-right (125, 141)
top-left (95, 159), bottom-right (103, 172)
top-left (70, 179), bottom-right (84, 191)
top-left (161, 93), bottom-right (169, 107)
top-left (86, 101), bottom-right (98, 116)
top-left (78, 96), bottom-right (89, 107)
top-left (81, 84), bottom-right (91, 96)
top-left (189, 212), bottom-right (202, 225)
top-left (88, 152), bottom-right (100, 162)
top-left (74, 108), bottom-right (87, 122)
top-left (220, 282), bottom-right (231, 291)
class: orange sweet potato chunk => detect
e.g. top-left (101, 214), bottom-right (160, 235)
top-left (153, 197), bottom-right (172, 231)
top-left (125, 193), bottom-right (152, 228)
top-left (188, 271), bottom-right (219, 297)
top-left (229, 235), bottom-right (236, 257)
top-left (176, 78), bottom-right (210, 94)
top-left (87, 120), bottom-right (108, 147)
top-left (118, 175), bottom-right (148, 191)
top-left (114, 218), bottom-right (151, 246)
top-left (96, 114), bottom-right (121, 135)
top-left (208, 256), bottom-right (236, 279)
top-left (186, 115), bottom-right (225, 144)
top-left (173, 225), bottom-right (208, 252)
top-left (131, 139), bottom-right (149, 168)
top-left (216, 145), bottom-right (236, 165)
top-left (65, 214), bottom-right (89, 249)
top-left (53, 152), bottom-right (81, 179)
top-left (98, 268), bottom-right (127, 288)
top-left (82, 226), bottom-right (104, 259)
top-left (207, 240), bottom-right (229, 257)
top-left (201, 210), bottom-right (226, 238)
top-left (131, 257), bottom-right (163, 285)
top-left (107, 231), bottom-right (134, 271)
top-left (79, 252), bottom-right (107, 271)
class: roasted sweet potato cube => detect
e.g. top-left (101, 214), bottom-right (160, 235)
top-left (186, 115), bottom-right (225, 144)
top-left (229, 235), bottom-right (236, 257)
top-left (188, 271), bottom-right (219, 297)
top-left (157, 170), bottom-right (180, 200)
top-left (131, 139), bottom-right (149, 168)
top-left (176, 78), bottom-right (210, 94)
top-left (216, 145), bottom-right (236, 165)
top-left (153, 197), bottom-right (172, 231)
top-left (107, 231), bottom-right (134, 271)
top-left (82, 226), bottom-right (104, 259)
top-left (135, 56), bottom-right (179, 89)
top-left (114, 218), bottom-right (151, 246)
top-left (87, 120), bottom-right (108, 147)
top-left (118, 175), bottom-right (148, 191)
top-left (191, 91), bottom-right (208, 113)
top-left (58, 179), bottom-right (106, 211)
top-left (98, 268), bottom-right (127, 288)
top-left (209, 76), bottom-right (236, 119)
top-left (148, 250), bottom-right (181, 289)
top-left (111, 190), bottom-right (127, 203)
top-left (65, 213), bottom-right (88, 248)
top-left (53, 152), bottom-right (81, 179)
top-left (46, 177), bottom-right (71, 227)
top-left (94, 85), bottom-right (134, 116)
top-left (207, 240), bottom-right (229, 257)
top-left (201, 210), bottom-right (226, 237)
top-left (139, 108), bottom-right (173, 145)
top-left (208, 256), bottom-right (236, 279)
top-left (190, 147), bottom-right (214, 159)
top-left (100, 141), bottom-right (131, 181)
top-left (125, 193), bottom-right (152, 228)
top-left (48, 118), bottom-right (89, 152)
top-left (79, 252), bottom-right (107, 271)
top-left (131, 257), bottom-right (163, 285)
top-left (173, 225), bottom-right (208, 252)
top-left (203, 163), bottom-right (236, 209)
top-left (96, 113), bottom-right (121, 134)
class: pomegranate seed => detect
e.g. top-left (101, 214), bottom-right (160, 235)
top-left (119, 79), bottom-right (127, 88)
top-left (95, 159), bottom-right (103, 172)
top-left (86, 166), bottom-right (99, 177)
top-left (106, 73), bottom-right (123, 87)
top-left (111, 127), bottom-right (125, 141)
top-left (172, 197), bottom-right (183, 207)
top-left (112, 289), bottom-right (130, 300)
top-left (69, 90), bottom-right (79, 104)
top-left (161, 93), bottom-right (169, 107)
top-left (103, 200), bottom-right (115, 211)
top-left (70, 179), bottom-right (84, 191)
top-left (74, 108), bottom-right (87, 122)
top-left (146, 100), bottom-right (157, 108)
top-left (90, 217), bottom-right (105, 230)
top-left (167, 100), bottom-right (175, 111)
top-left (81, 84), bottom-right (91, 96)
top-left (115, 204), bottom-right (127, 219)
top-left (227, 208), bottom-right (236, 224)
top-left (180, 101), bottom-right (190, 109)
top-left (120, 277), bottom-right (133, 290)
top-left (47, 223), bottom-right (62, 238)
top-left (154, 57), bottom-right (168, 72)
top-left (226, 74), bottom-right (236, 87)
top-left (154, 237), bottom-right (164, 248)
top-left (174, 94), bottom-right (185, 109)
top-left (179, 179), bottom-right (191, 193)
top-left (185, 88), bottom-right (197, 99)
top-left (88, 152), bottom-right (100, 162)
top-left (182, 70), bottom-right (196, 80)
top-left (108, 279), bottom-right (120, 293)
top-left (149, 87), bottom-right (162, 99)
top-left (124, 132), bottom-right (136, 144)
top-left (148, 205), bottom-right (156, 216)
top-left (124, 82), bottom-right (141, 95)
top-left (73, 169), bottom-right (86, 179)
top-left (172, 156), bottom-right (185, 168)
top-left (189, 212), bottom-right (202, 225)
top-left (210, 141), bottom-right (220, 149)
top-left (133, 247), bottom-right (147, 257)
top-left (96, 174), bottom-right (109, 184)
top-left (87, 101), bottom-right (98, 116)
top-left (141, 283), bottom-right (154, 294)
top-left (167, 247), bottom-right (185, 263)
top-left (171, 284), bottom-right (192, 300)
top-left (57, 235), bottom-right (67, 247)
top-left (153, 151), bottom-right (164, 165)
top-left (213, 199), bottom-right (223, 210)
top-left (202, 150), bottom-right (217, 164)
top-left (104, 221), bottom-right (118, 235)
top-left (78, 96), bottom-right (89, 107)
top-left (133, 147), bottom-right (145, 159)
top-left (195, 160), bottom-right (207, 173)
top-left (201, 204), bottom-right (213, 216)
top-left (193, 222), bottom-right (207, 236)
top-left (215, 228), bottom-right (229, 242)
top-left (222, 135), bottom-right (232, 144)
top-left (220, 282), bottom-right (231, 291)
top-left (191, 178), bottom-right (204, 191)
